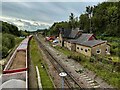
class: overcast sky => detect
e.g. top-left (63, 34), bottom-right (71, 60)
top-left (1, 0), bottom-right (106, 31)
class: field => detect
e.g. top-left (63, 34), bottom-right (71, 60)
top-left (30, 37), bottom-right (54, 89)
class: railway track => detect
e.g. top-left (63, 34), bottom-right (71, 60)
top-left (34, 34), bottom-right (85, 89)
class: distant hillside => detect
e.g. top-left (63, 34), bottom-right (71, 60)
top-left (47, 2), bottom-right (120, 37)
top-left (0, 21), bottom-right (21, 36)
top-left (1, 21), bottom-right (29, 58)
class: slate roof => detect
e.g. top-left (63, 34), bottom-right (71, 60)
top-left (68, 34), bottom-right (93, 43)
top-left (69, 29), bottom-right (83, 38)
top-left (61, 28), bottom-right (82, 39)
top-left (62, 29), bottom-right (71, 38)
top-left (76, 40), bottom-right (106, 47)
top-left (67, 34), bottom-right (106, 47)
top-left (76, 34), bottom-right (93, 43)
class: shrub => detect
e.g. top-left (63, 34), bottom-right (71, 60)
top-left (2, 34), bottom-right (15, 49)
top-left (67, 53), bottom-right (86, 62)
top-left (90, 56), bottom-right (95, 63)
top-left (2, 33), bottom-right (15, 58)
top-left (2, 46), bottom-right (9, 58)
top-left (114, 65), bottom-right (120, 72)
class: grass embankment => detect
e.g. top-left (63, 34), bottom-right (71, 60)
top-left (54, 46), bottom-right (120, 89)
top-left (54, 46), bottom-right (72, 56)
top-left (7, 37), bottom-right (23, 54)
top-left (30, 38), bottom-right (54, 89)
top-left (15, 37), bottom-right (24, 45)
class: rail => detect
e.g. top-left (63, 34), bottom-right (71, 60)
top-left (34, 35), bottom-right (85, 89)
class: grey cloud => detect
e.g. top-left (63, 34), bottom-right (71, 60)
top-left (2, 2), bottom-right (101, 31)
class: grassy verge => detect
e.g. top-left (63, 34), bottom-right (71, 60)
top-left (54, 45), bottom-right (120, 89)
top-left (30, 37), bottom-right (54, 89)
top-left (54, 46), bottom-right (72, 56)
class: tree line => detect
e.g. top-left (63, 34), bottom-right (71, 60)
top-left (0, 21), bottom-right (29, 58)
top-left (46, 2), bottom-right (120, 37)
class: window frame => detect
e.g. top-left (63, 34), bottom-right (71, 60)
top-left (85, 49), bottom-right (88, 52)
top-left (96, 49), bottom-right (101, 54)
top-left (81, 48), bottom-right (83, 51)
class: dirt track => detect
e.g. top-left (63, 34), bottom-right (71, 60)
top-left (9, 51), bottom-right (26, 70)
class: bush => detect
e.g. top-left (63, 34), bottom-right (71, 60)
top-left (2, 46), bottom-right (9, 58)
top-left (114, 65), bottom-right (120, 72)
top-left (67, 53), bottom-right (85, 62)
top-left (2, 34), bottom-right (15, 49)
top-left (2, 33), bottom-right (15, 58)
top-left (90, 56), bottom-right (95, 62)
top-left (67, 55), bottom-right (71, 59)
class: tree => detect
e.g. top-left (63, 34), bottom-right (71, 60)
top-left (48, 2), bottom-right (120, 37)
top-left (69, 13), bottom-right (76, 29)
top-left (86, 6), bottom-right (94, 33)
top-left (79, 14), bottom-right (89, 32)
top-left (2, 21), bottom-right (21, 36)
top-left (2, 46), bottom-right (9, 58)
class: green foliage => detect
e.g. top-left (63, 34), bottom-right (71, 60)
top-left (54, 45), bottom-right (120, 88)
top-left (1, 21), bottom-right (28, 58)
top-left (30, 38), bottom-right (54, 89)
top-left (1, 21), bottom-right (21, 36)
top-left (48, 21), bottom-right (70, 36)
top-left (2, 33), bottom-right (23, 58)
top-left (2, 33), bottom-right (15, 58)
top-left (2, 34), bottom-right (15, 48)
top-left (20, 30), bottom-right (29, 37)
top-left (48, 2), bottom-right (119, 37)
top-left (69, 13), bottom-right (79, 29)
top-left (97, 36), bottom-right (120, 56)
top-left (79, 14), bottom-right (90, 32)
top-left (2, 46), bottom-right (9, 57)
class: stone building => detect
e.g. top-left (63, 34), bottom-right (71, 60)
top-left (59, 28), bottom-right (110, 56)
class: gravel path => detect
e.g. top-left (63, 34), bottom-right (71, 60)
top-left (36, 36), bottom-right (68, 88)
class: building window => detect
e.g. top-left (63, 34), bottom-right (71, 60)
top-left (106, 47), bottom-right (108, 52)
top-left (85, 49), bottom-right (87, 52)
top-left (77, 47), bottom-right (79, 49)
top-left (96, 49), bottom-right (101, 54)
top-left (81, 48), bottom-right (83, 50)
